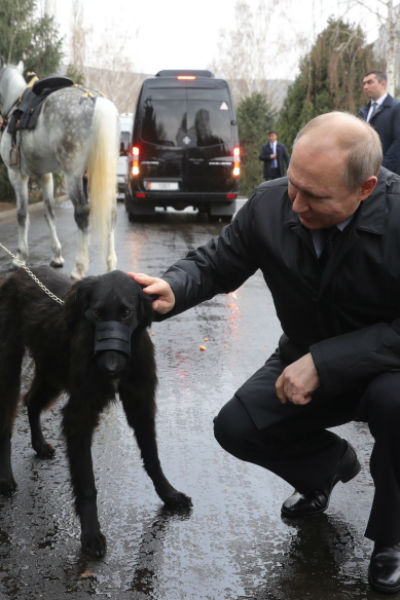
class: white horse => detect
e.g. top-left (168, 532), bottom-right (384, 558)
top-left (0, 60), bottom-right (119, 279)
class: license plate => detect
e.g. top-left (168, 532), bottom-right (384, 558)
top-left (146, 181), bottom-right (179, 191)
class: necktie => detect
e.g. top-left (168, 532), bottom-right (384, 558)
top-left (369, 101), bottom-right (378, 122)
top-left (319, 226), bottom-right (340, 267)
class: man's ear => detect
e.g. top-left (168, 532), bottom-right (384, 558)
top-left (360, 175), bottom-right (377, 201)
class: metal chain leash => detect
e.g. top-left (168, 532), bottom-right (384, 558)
top-left (0, 241), bottom-right (65, 305)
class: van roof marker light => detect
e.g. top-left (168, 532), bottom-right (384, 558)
top-left (177, 75), bottom-right (197, 80)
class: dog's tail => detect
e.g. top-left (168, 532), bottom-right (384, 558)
top-left (87, 96), bottom-right (119, 258)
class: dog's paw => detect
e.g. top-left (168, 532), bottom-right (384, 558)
top-left (0, 477), bottom-right (17, 497)
top-left (163, 491), bottom-right (193, 512)
top-left (81, 531), bottom-right (107, 559)
top-left (34, 442), bottom-right (55, 459)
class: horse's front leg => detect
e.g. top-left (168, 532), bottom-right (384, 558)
top-left (7, 167), bottom-right (29, 266)
top-left (40, 173), bottom-right (64, 268)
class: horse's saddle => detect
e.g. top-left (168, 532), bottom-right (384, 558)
top-left (7, 76), bottom-right (73, 137)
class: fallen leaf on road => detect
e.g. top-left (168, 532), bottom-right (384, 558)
top-left (79, 570), bottom-right (94, 580)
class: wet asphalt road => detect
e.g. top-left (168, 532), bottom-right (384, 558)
top-left (0, 198), bottom-right (389, 599)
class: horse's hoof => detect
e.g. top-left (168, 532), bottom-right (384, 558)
top-left (70, 270), bottom-right (84, 281)
top-left (50, 259), bottom-right (64, 268)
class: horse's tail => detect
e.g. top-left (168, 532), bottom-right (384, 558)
top-left (87, 96), bottom-right (119, 251)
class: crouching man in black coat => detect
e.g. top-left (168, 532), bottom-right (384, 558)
top-left (130, 112), bottom-right (400, 594)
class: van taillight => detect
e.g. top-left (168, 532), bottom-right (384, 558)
top-left (177, 75), bottom-right (196, 80)
top-left (130, 146), bottom-right (140, 177)
top-left (232, 146), bottom-right (240, 178)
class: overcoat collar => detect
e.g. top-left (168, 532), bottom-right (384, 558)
top-left (363, 94), bottom-right (394, 121)
top-left (283, 167), bottom-right (390, 296)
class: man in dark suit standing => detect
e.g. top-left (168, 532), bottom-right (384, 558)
top-left (358, 70), bottom-right (400, 175)
top-left (259, 130), bottom-right (290, 180)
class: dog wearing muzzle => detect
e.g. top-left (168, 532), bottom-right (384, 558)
top-left (0, 266), bottom-right (191, 558)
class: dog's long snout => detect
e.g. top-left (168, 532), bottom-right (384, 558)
top-left (96, 350), bottom-right (128, 376)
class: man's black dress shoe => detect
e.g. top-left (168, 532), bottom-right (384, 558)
top-left (369, 543), bottom-right (400, 594)
top-left (281, 442), bottom-right (361, 518)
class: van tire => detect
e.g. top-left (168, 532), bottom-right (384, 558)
top-left (207, 201), bottom-right (236, 222)
top-left (125, 198), bottom-right (155, 221)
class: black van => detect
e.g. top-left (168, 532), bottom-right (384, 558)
top-left (125, 70), bottom-right (240, 220)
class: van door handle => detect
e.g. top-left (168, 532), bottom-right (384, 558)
top-left (188, 158), bottom-right (205, 165)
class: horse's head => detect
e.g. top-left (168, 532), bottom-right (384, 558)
top-left (0, 60), bottom-right (26, 118)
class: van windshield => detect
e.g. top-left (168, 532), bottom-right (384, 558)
top-left (141, 98), bottom-right (233, 148)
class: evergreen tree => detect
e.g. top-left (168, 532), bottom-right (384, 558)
top-left (0, 0), bottom-right (62, 76)
top-left (0, 0), bottom-right (63, 201)
top-left (277, 18), bottom-right (382, 149)
top-left (237, 92), bottom-right (275, 197)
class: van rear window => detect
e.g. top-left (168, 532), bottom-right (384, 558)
top-left (140, 97), bottom-right (233, 148)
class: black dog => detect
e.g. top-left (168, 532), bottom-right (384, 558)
top-left (0, 266), bottom-right (191, 558)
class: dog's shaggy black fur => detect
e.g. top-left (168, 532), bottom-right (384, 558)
top-left (0, 266), bottom-right (191, 558)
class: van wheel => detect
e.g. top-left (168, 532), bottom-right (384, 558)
top-left (126, 202), bottom-right (155, 221)
top-left (128, 212), bottom-right (155, 222)
top-left (207, 201), bottom-right (236, 223)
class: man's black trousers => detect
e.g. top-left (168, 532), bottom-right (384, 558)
top-left (213, 353), bottom-right (400, 546)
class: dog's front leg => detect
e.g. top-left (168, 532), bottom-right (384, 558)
top-left (120, 386), bottom-right (192, 511)
top-left (65, 431), bottom-right (106, 558)
top-left (63, 405), bottom-right (106, 558)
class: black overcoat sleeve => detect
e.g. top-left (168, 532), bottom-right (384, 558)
top-left (310, 321), bottom-right (400, 396)
top-left (160, 197), bottom-right (259, 318)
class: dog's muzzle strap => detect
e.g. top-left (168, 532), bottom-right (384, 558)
top-left (85, 310), bottom-right (139, 356)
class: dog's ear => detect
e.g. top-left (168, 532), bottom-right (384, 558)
top-left (64, 277), bottom-right (96, 325)
top-left (138, 289), bottom-right (154, 328)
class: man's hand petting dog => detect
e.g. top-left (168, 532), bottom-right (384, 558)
top-left (129, 272), bottom-right (175, 314)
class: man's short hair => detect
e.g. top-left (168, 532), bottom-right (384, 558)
top-left (268, 130), bottom-right (276, 135)
top-left (364, 70), bottom-right (387, 83)
top-left (294, 112), bottom-right (382, 190)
